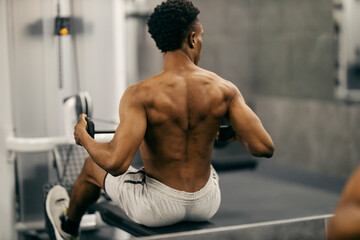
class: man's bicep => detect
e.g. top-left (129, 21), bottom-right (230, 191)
top-left (109, 89), bottom-right (147, 167)
top-left (228, 91), bottom-right (274, 157)
top-left (117, 86), bottom-right (147, 144)
top-left (118, 105), bottom-right (147, 143)
top-left (228, 93), bottom-right (261, 143)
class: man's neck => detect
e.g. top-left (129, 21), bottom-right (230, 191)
top-left (163, 50), bottom-right (195, 71)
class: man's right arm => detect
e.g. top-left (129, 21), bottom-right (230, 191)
top-left (228, 87), bottom-right (274, 158)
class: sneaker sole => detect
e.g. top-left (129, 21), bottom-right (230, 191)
top-left (45, 186), bottom-right (66, 240)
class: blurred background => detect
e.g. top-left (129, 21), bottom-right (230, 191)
top-left (0, 0), bottom-right (360, 239)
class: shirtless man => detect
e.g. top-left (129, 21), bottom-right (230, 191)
top-left (45, 0), bottom-right (274, 239)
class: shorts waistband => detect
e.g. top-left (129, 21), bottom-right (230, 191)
top-left (145, 166), bottom-right (218, 204)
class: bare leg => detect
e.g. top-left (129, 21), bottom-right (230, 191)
top-left (66, 156), bottom-right (107, 223)
top-left (328, 166), bottom-right (360, 240)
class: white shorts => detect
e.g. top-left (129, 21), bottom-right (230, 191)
top-left (104, 165), bottom-right (221, 227)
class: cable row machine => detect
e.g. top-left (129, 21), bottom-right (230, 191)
top-left (7, 92), bottom-right (259, 239)
top-left (7, 92), bottom-right (345, 239)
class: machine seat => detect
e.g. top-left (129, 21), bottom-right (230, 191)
top-left (94, 201), bottom-right (214, 237)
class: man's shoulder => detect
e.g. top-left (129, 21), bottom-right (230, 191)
top-left (123, 76), bottom-right (161, 105)
top-left (193, 67), bottom-right (221, 81)
top-left (195, 67), bottom-right (238, 92)
top-left (122, 81), bottom-right (149, 105)
top-left (194, 67), bottom-right (235, 86)
top-left (135, 74), bottom-right (162, 88)
top-left (127, 68), bottom-right (237, 94)
top-left (126, 78), bottom-right (153, 93)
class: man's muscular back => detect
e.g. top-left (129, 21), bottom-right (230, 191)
top-left (68, 1), bottom-right (273, 231)
top-left (85, 51), bottom-right (273, 194)
top-left (136, 65), bottom-right (234, 192)
top-left (87, 2), bottom-right (274, 192)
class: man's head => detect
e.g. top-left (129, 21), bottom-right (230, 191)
top-left (147, 0), bottom-right (203, 64)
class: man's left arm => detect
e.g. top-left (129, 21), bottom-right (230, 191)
top-left (74, 86), bottom-right (147, 176)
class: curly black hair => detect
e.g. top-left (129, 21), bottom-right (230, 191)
top-left (147, 0), bottom-right (200, 52)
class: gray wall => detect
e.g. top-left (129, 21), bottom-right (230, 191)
top-left (140, 0), bottom-right (359, 177)
top-left (193, 0), bottom-right (256, 101)
top-left (193, 0), bottom-right (334, 99)
top-left (249, 0), bottom-right (358, 177)
top-left (256, 97), bottom-right (360, 177)
top-left (196, 0), bottom-right (357, 177)
top-left (253, 0), bottom-right (335, 99)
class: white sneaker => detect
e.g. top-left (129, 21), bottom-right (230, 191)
top-left (45, 185), bottom-right (78, 240)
